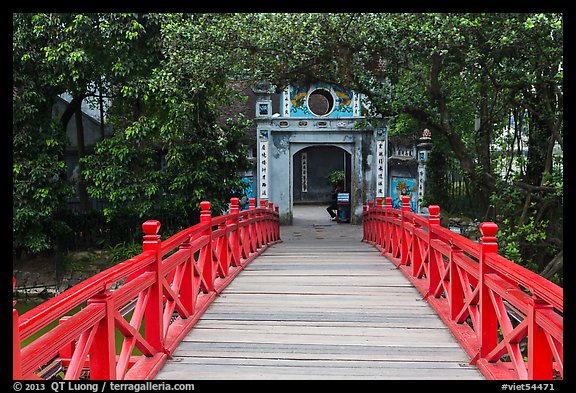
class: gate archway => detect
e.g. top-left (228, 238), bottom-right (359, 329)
top-left (253, 81), bottom-right (384, 224)
top-left (292, 145), bottom-right (352, 206)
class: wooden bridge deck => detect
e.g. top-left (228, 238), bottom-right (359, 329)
top-left (154, 205), bottom-right (484, 380)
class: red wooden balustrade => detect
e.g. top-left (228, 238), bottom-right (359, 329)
top-left (363, 196), bottom-right (563, 380)
top-left (13, 198), bottom-right (281, 380)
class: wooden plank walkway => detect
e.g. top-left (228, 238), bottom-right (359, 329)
top-left (154, 205), bottom-right (484, 380)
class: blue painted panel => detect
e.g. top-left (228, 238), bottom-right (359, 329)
top-left (239, 176), bottom-right (254, 211)
top-left (390, 177), bottom-right (418, 212)
top-left (289, 83), bottom-right (355, 118)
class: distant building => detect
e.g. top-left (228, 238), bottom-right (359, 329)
top-left (52, 94), bottom-right (112, 210)
top-left (250, 81), bottom-right (430, 224)
top-left (54, 83), bottom-right (432, 221)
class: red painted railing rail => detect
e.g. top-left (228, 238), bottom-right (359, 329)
top-left (362, 196), bottom-right (563, 380)
top-left (13, 197), bottom-right (281, 380)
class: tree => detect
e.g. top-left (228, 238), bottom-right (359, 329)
top-left (82, 13), bottom-right (253, 228)
top-left (13, 13), bottom-right (251, 251)
top-left (13, 14), bottom-right (73, 255)
top-left (13, 13), bottom-right (562, 282)
top-left (209, 12), bottom-right (563, 279)
top-left (343, 13), bottom-right (563, 279)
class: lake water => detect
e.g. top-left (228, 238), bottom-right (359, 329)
top-left (14, 295), bottom-right (142, 356)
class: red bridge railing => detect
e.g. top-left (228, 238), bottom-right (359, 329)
top-left (363, 196), bottom-right (563, 380)
top-left (13, 197), bottom-right (280, 380)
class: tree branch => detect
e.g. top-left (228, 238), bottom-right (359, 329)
top-left (513, 181), bottom-right (558, 194)
top-left (539, 249), bottom-right (563, 282)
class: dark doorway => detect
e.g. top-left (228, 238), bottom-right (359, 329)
top-left (293, 146), bottom-right (352, 204)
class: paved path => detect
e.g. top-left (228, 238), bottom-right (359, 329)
top-left (154, 205), bottom-right (484, 380)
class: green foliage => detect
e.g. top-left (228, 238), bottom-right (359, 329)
top-left (12, 47), bottom-right (74, 254)
top-left (497, 216), bottom-right (548, 271)
top-left (13, 13), bottom-right (252, 254)
top-left (327, 171), bottom-right (345, 187)
top-left (13, 13), bottom-right (163, 254)
top-left (489, 178), bottom-right (561, 273)
top-left (13, 13), bottom-right (563, 283)
top-left (81, 131), bottom-right (161, 222)
top-left (386, 113), bottom-right (425, 138)
top-left (106, 242), bottom-right (143, 265)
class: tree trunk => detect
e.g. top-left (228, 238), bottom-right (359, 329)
top-left (427, 52), bottom-right (495, 212)
top-left (525, 110), bottom-right (549, 187)
top-left (540, 249), bottom-right (563, 284)
top-left (476, 75), bottom-right (492, 176)
top-left (74, 102), bottom-right (90, 212)
top-left (60, 94), bottom-right (86, 130)
top-left (60, 94), bottom-right (91, 212)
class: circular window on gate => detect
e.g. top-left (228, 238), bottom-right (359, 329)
top-left (307, 88), bottom-right (335, 117)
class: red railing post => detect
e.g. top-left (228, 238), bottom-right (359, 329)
top-left (216, 215), bottom-right (229, 279)
top-left (248, 198), bottom-right (257, 253)
top-left (400, 195), bottom-right (411, 265)
top-left (142, 219), bottom-right (164, 352)
top-left (478, 222), bottom-right (499, 358)
top-left (88, 290), bottom-right (116, 380)
top-left (13, 278), bottom-right (22, 380)
top-left (427, 205), bottom-right (441, 296)
top-left (362, 205), bottom-right (368, 242)
top-left (268, 201), bottom-right (275, 243)
top-left (375, 198), bottom-right (383, 248)
top-left (449, 243), bottom-right (464, 321)
top-left (527, 297), bottom-right (555, 379)
top-left (179, 232), bottom-right (196, 315)
top-left (384, 197), bottom-right (393, 255)
top-left (259, 199), bottom-right (268, 247)
top-left (368, 201), bottom-right (374, 243)
top-left (411, 215), bottom-right (423, 278)
top-left (239, 206), bottom-right (250, 261)
top-left (200, 201), bottom-right (215, 292)
top-left (58, 316), bottom-right (74, 360)
top-left (229, 198), bottom-right (241, 267)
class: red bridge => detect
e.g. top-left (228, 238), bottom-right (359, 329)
top-left (13, 197), bottom-right (563, 380)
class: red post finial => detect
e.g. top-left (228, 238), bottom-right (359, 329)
top-left (401, 195), bottom-right (411, 211)
top-left (200, 201), bottom-right (212, 222)
top-left (480, 222), bottom-right (499, 252)
top-left (376, 197), bottom-right (382, 209)
top-left (428, 205), bottom-right (440, 225)
top-left (268, 202), bottom-right (274, 210)
top-left (260, 199), bottom-right (267, 209)
top-left (249, 198), bottom-right (256, 210)
top-left (142, 220), bottom-right (161, 236)
top-left (480, 222), bottom-right (498, 238)
top-left (230, 197), bottom-right (239, 214)
top-left (385, 197), bottom-right (393, 209)
top-left (363, 205), bottom-right (367, 212)
top-left (142, 220), bottom-right (161, 248)
top-left (369, 201), bottom-right (374, 210)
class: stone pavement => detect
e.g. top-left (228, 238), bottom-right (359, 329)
top-left (285, 204), bottom-right (362, 242)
